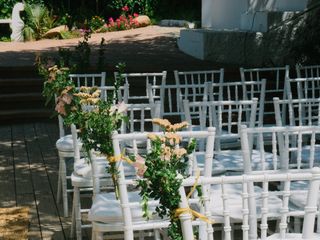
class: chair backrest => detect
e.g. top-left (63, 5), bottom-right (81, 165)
top-left (296, 64), bottom-right (320, 78)
top-left (182, 169), bottom-right (320, 240)
top-left (207, 79), bottom-right (266, 126)
top-left (69, 72), bottom-right (106, 88)
top-left (240, 66), bottom-right (290, 124)
top-left (90, 128), bottom-right (215, 239)
top-left (184, 98), bottom-right (259, 151)
top-left (170, 69), bottom-right (224, 119)
top-left (285, 77), bottom-right (320, 100)
top-left (273, 97), bottom-right (320, 127)
top-left (240, 125), bottom-right (320, 172)
top-left (114, 71), bottom-right (167, 104)
top-left (57, 72), bottom-right (107, 138)
top-left (120, 102), bottom-right (161, 134)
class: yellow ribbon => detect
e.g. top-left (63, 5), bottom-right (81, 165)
top-left (174, 208), bottom-right (215, 224)
top-left (175, 169), bottom-right (215, 225)
top-left (108, 154), bottom-right (134, 165)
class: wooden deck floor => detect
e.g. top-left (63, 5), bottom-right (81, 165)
top-left (0, 120), bottom-right (87, 240)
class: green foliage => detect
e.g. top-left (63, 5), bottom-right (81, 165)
top-left (0, 0), bottom-right (16, 19)
top-left (137, 120), bottom-right (196, 238)
top-left (289, 1), bottom-right (320, 64)
top-left (108, 0), bottom-right (157, 17)
top-left (23, 3), bottom-right (57, 40)
top-left (89, 15), bottom-right (105, 31)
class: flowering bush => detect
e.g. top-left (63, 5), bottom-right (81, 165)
top-left (97, 6), bottom-right (139, 32)
top-left (89, 16), bottom-right (105, 31)
top-left (137, 119), bottom-right (197, 239)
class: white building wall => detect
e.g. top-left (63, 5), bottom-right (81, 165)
top-left (202, 0), bottom-right (308, 30)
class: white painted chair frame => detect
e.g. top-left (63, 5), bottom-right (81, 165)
top-left (182, 169), bottom-right (320, 240)
top-left (206, 79), bottom-right (266, 127)
top-left (114, 71), bottom-right (167, 104)
top-left (296, 64), bottom-right (320, 78)
top-left (90, 128), bottom-right (216, 240)
top-left (56, 72), bottom-right (107, 217)
top-left (240, 66), bottom-right (290, 125)
top-left (285, 77), bottom-right (320, 100)
top-left (70, 101), bottom-right (160, 240)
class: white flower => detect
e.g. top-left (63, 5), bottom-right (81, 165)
top-left (117, 102), bottom-right (127, 114)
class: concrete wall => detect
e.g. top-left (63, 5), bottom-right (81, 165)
top-left (178, 11), bottom-right (302, 66)
top-left (202, 0), bottom-right (308, 30)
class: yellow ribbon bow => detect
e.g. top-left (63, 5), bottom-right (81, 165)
top-left (175, 169), bottom-right (215, 224)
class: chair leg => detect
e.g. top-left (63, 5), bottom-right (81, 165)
top-left (60, 156), bottom-right (69, 217)
top-left (154, 229), bottom-right (161, 240)
top-left (74, 187), bottom-right (82, 240)
top-left (56, 157), bottom-right (62, 204)
top-left (70, 194), bottom-right (76, 239)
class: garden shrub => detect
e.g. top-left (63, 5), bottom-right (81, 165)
top-left (23, 3), bottom-right (57, 40)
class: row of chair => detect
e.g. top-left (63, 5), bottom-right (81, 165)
top-left (54, 64), bottom-right (320, 239)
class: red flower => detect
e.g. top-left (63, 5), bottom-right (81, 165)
top-left (109, 17), bottom-right (114, 22)
top-left (133, 13), bottom-right (139, 18)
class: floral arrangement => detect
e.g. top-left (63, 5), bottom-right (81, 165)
top-left (40, 60), bottom-right (128, 194)
top-left (137, 119), bottom-right (197, 239)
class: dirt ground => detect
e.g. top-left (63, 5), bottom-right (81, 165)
top-left (0, 25), bottom-right (222, 74)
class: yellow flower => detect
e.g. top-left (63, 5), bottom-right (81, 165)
top-left (173, 148), bottom-right (187, 158)
top-left (165, 132), bottom-right (182, 145)
top-left (170, 121), bottom-right (188, 131)
top-left (152, 118), bottom-right (172, 129)
top-left (147, 133), bottom-right (158, 141)
top-left (161, 146), bottom-right (172, 161)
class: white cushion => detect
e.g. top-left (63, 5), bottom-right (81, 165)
top-left (209, 184), bottom-right (283, 221)
top-left (289, 181), bottom-right (309, 209)
top-left (56, 134), bottom-right (82, 152)
top-left (301, 144), bottom-right (320, 165)
top-left (73, 157), bottom-right (136, 179)
top-left (213, 150), bottom-right (275, 172)
top-left (88, 191), bottom-right (161, 223)
top-left (267, 233), bottom-right (320, 239)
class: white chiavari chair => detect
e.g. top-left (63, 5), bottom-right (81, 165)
top-left (184, 98), bottom-right (274, 174)
top-left (240, 66), bottom-right (290, 126)
top-left (89, 128), bottom-right (216, 240)
top-left (296, 64), bottom-right (320, 78)
top-left (56, 72), bottom-right (106, 217)
top-left (70, 101), bottom-right (161, 240)
top-left (114, 71), bottom-right (167, 104)
top-left (182, 169), bottom-right (320, 240)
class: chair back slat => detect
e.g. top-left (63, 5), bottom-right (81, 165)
top-left (240, 66), bottom-right (289, 124)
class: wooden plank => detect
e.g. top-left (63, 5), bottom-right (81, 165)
top-left (34, 122), bottom-right (73, 238)
top-left (16, 193), bottom-right (41, 239)
top-left (11, 124), bottom-right (34, 195)
top-left (23, 123), bottom-right (66, 240)
top-left (0, 125), bottom-right (15, 207)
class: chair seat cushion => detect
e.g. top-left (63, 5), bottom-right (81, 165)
top-left (267, 233), bottom-right (320, 239)
top-left (209, 184), bottom-right (283, 221)
top-left (213, 150), bottom-right (275, 172)
top-left (301, 144), bottom-right (320, 165)
top-left (56, 134), bottom-right (82, 152)
top-left (73, 157), bottom-right (136, 179)
top-left (88, 191), bottom-right (161, 224)
top-left (289, 181), bottom-right (310, 209)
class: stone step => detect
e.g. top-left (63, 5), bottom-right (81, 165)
top-left (0, 108), bottom-right (53, 123)
top-left (0, 77), bottom-right (43, 94)
top-left (0, 93), bottom-right (48, 110)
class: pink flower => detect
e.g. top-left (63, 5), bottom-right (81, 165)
top-left (133, 13), bottom-right (139, 17)
top-left (132, 155), bottom-right (147, 177)
top-left (122, 5), bottom-right (129, 12)
top-left (55, 100), bottom-right (66, 116)
top-left (61, 93), bottom-right (72, 105)
top-left (109, 17), bottom-right (114, 22)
